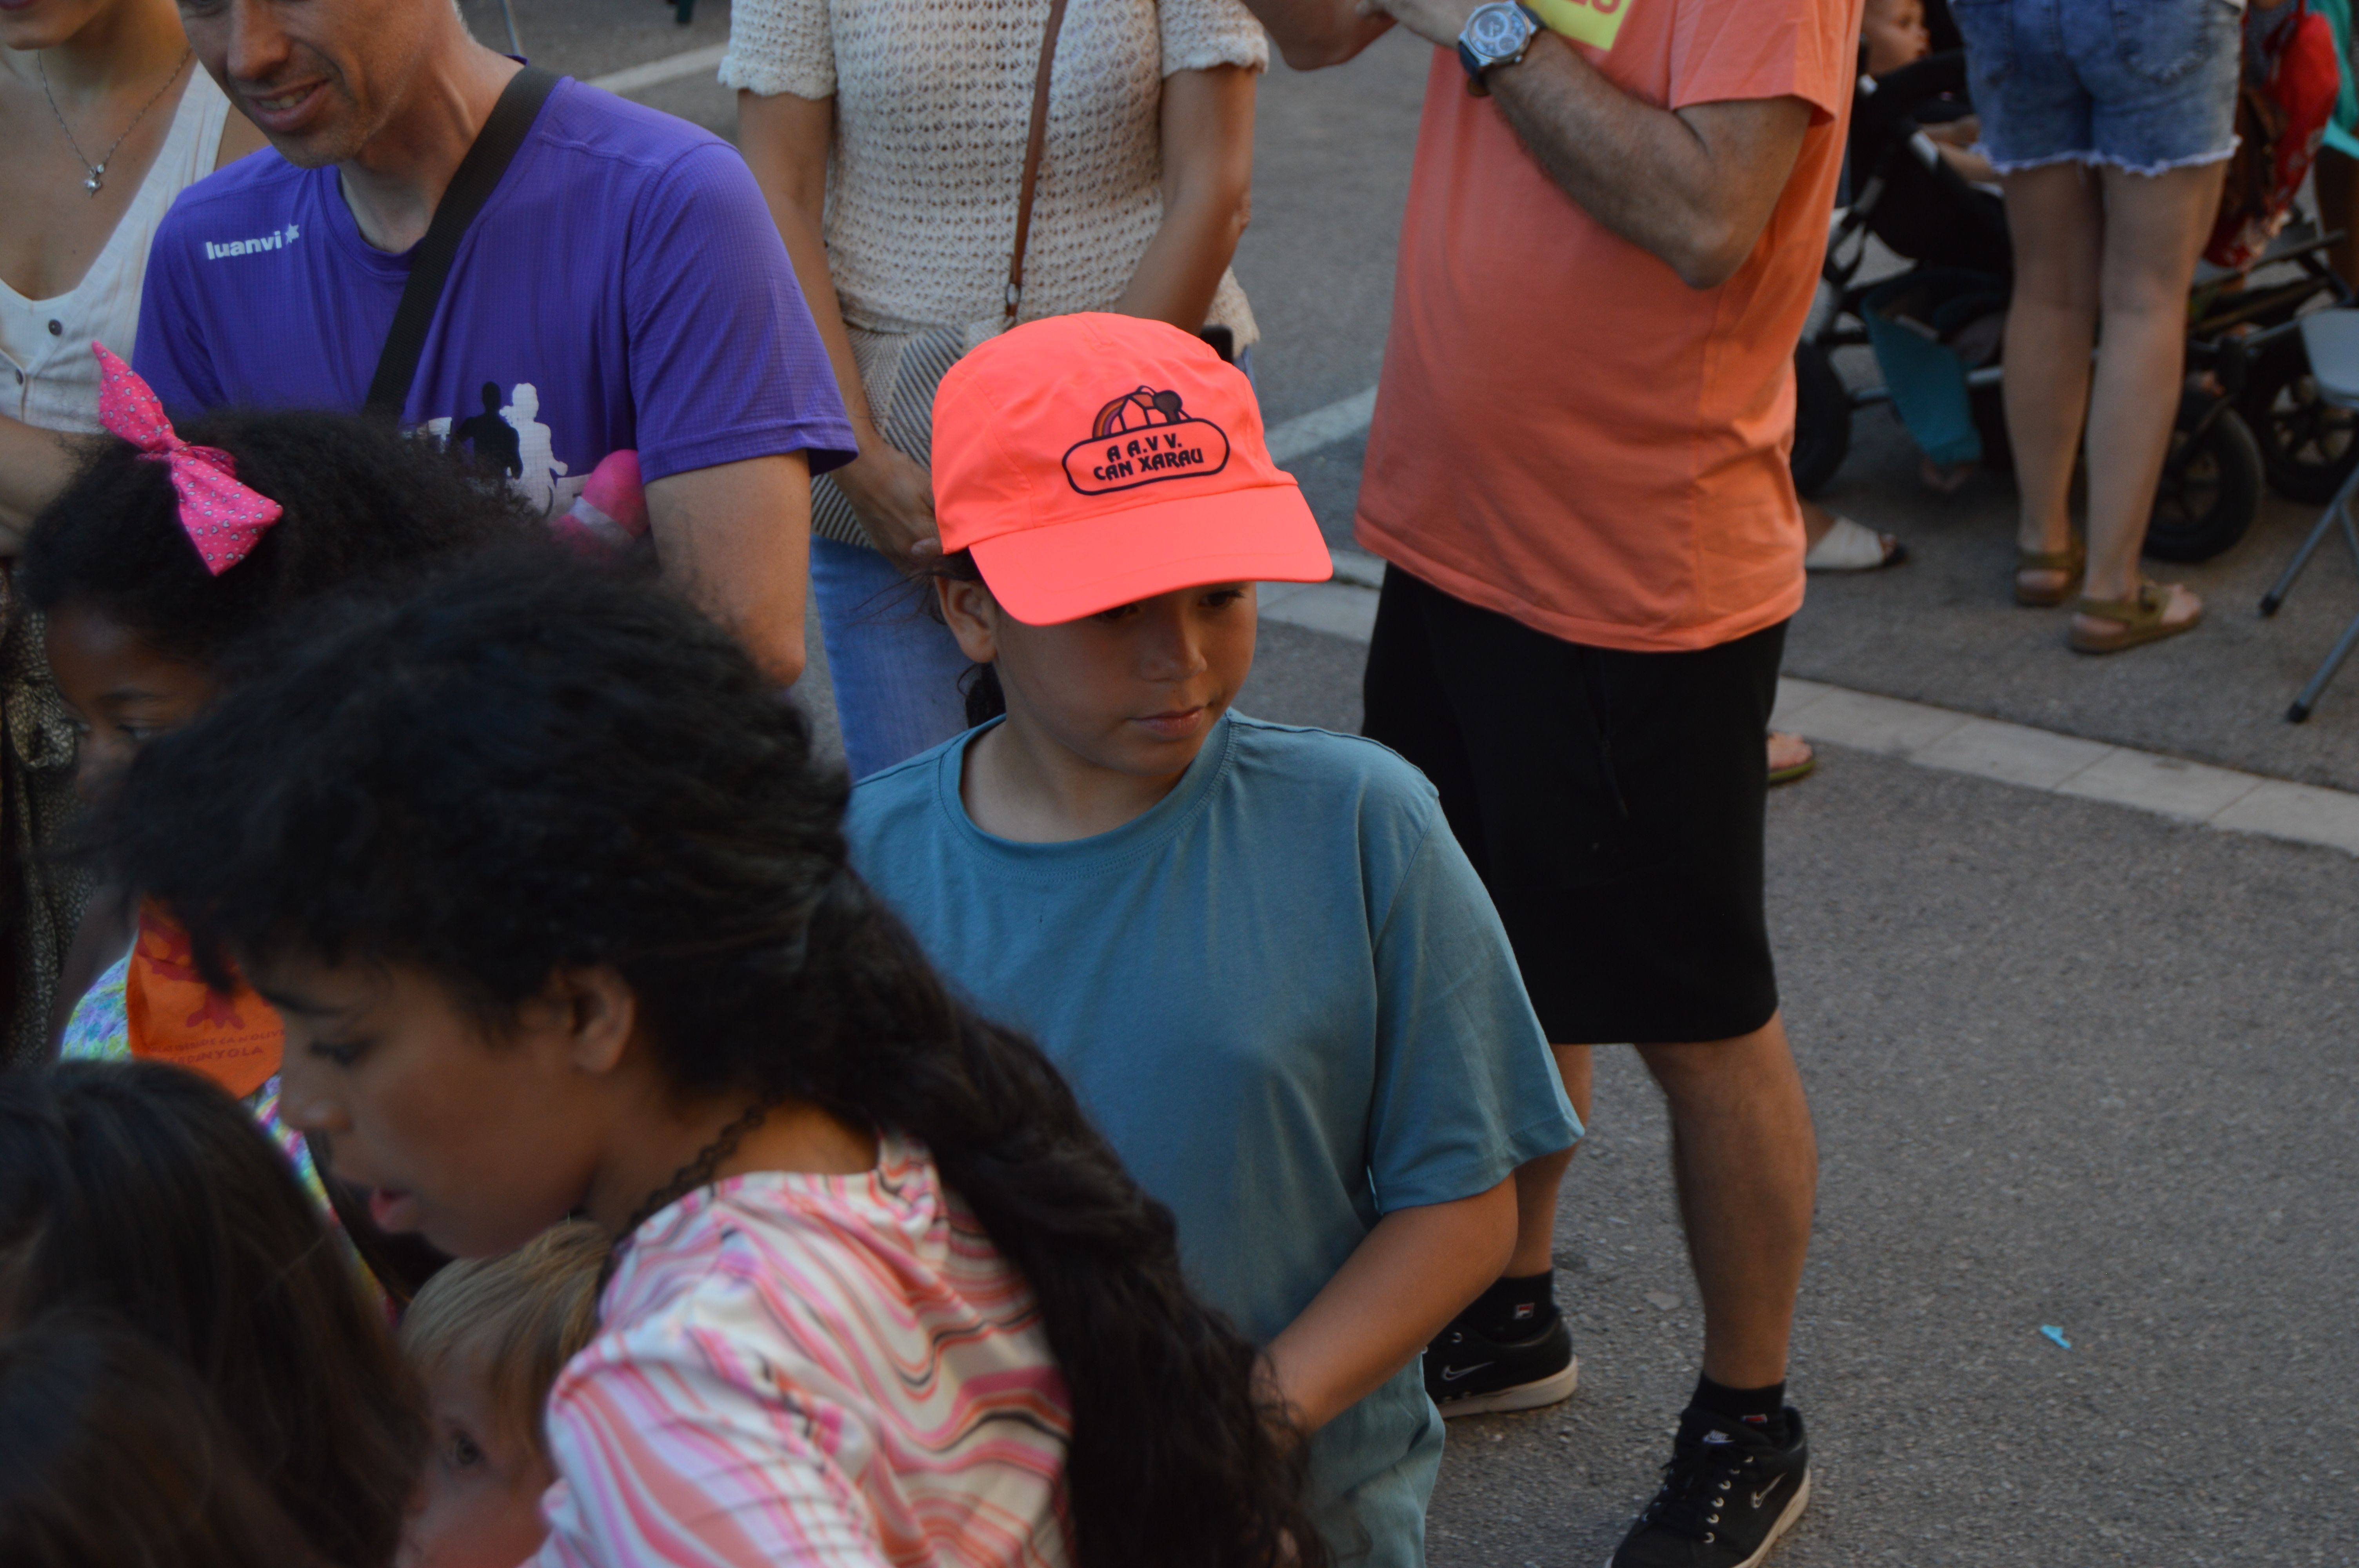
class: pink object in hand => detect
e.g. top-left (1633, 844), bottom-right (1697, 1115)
top-left (551, 450), bottom-right (648, 558)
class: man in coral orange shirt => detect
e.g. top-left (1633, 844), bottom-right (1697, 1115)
top-left (1249, 0), bottom-right (1861, 1561)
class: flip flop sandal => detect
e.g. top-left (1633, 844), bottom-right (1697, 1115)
top-left (2014, 538), bottom-right (2085, 607)
top-left (2069, 580), bottom-right (2203, 655)
top-left (1803, 515), bottom-right (1907, 572)
top-left (1768, 733), bottom-right (1816, 787)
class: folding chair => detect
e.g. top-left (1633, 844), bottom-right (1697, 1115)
top-left (2260, 307), bottom-right (2359, 721)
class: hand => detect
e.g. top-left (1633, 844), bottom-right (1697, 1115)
top-left (832, 441), bottom-right (942, 573)
top-left (1354, 0), bottom-right (1478, 50)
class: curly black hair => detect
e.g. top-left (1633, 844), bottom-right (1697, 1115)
top-left (20, 408), bottom-right (540, 664)
top-left (0, 1062), bottom-right (427, 1568)
top-left (107, 555), bottom-right (1324, 1568)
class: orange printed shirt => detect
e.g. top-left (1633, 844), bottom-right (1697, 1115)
top-left (125, 901), bottom-right (284, 1100)
top-left (1356, 0), bottom-right (1863, 651)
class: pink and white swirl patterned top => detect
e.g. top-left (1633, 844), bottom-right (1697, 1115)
top-left (533, 1136), bottom-right (1074, 1568)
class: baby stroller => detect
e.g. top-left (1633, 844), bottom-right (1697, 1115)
top-left (1792, 50), bottom-right (2355, 563)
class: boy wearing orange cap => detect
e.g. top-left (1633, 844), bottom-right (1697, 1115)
top-left (844, 314), bottom-right (1579, 1568)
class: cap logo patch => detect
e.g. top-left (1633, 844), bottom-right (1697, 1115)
top-left (1064, 386), bottom-right (1230, 495)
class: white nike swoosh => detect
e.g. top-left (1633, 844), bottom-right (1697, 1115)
top-left (1439, 1362), bottom-right (1496, 1381)
top-left (1752, 1475), bottom-right (1787, 1510)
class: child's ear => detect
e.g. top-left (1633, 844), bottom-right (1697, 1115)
top-left (934, 577), bottom-right (1001, 666)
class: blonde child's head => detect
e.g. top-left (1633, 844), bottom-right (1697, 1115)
top-left (397, 1221), bottom-right (606, 1568)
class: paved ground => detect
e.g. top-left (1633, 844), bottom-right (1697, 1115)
top-left (1799, 396), bottom-right (2359, 791)
top-left (469, 13), bottom-right (2357, 1562)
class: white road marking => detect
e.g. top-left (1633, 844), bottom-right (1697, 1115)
top-left (1771, 677), bottom-right (2359, 856)
top-left (1265, 387), bottom-right (1377, 465)
top-left (1256, 583), bottom-right (2359, 859)
top-left (585, 43), bottom-right (729, 97)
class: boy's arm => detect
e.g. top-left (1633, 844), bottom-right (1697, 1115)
top-left (1261, 1176), bottom-right (1516, 1434)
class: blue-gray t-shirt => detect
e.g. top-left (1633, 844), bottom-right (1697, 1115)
top-left (845, 713), bottom-right (1579, 1568)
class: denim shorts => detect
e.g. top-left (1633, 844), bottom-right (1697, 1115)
top-left (1952, 0), bottom-right (2242, 174)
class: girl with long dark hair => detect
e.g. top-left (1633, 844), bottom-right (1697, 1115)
top-left (106, 552), bottom-right (1318, 1568)
top-left (0, 1061), bottom-right (427, 1568)
top-left (18, 362), bottom-right (531, 1301)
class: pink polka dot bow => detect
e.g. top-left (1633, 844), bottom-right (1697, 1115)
top-left (93, 342), bottom-right (283, 576)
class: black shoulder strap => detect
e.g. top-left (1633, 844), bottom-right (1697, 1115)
top-left (364, 65), bottom-right (561, 418)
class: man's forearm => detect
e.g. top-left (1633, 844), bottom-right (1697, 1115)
top-left (645, 453), bottom-right (813, 687)
top-left (1487, 34), bottom-right (1807, 288)
top-left (1245, 0), bottom-right (1396, 68)
top-left (0, 414), bottom-right (86, 552)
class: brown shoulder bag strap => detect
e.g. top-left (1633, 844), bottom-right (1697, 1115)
top-left (1004, 0), bottom-right (1072, 327)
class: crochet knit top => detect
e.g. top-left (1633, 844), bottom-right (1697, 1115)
top-left (721, 0), bottom-right (1265, 345)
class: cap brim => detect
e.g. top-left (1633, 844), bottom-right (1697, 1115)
top-left (967, 482), bottom-right (1333, 625)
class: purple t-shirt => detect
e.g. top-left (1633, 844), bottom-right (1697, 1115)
top-left (135, 78), bottom-right (853, 519)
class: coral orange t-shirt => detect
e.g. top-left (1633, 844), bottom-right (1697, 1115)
top-left (1356, 0), bottom-right (1862, 652)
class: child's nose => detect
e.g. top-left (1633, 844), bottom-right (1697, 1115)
top-left (1139, 610), bottom-right (1209, 682)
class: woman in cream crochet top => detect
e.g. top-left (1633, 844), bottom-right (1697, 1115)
top-left (725, 0), bottom-right (1265, 778)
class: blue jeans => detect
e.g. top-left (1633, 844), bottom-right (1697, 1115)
top-left (810, 535), bottom-right (973, 781)
top-left (1952, 0), bottom-right (2241, 174)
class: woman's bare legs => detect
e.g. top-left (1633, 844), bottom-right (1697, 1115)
top-left (2000, 164), bottom-right (2104, 600)
top-left (1999, 159), bottom-right (2223, 630)
top-left (2071, 161), bottom-right (2226, 636)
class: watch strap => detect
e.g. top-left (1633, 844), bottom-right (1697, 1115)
top-left (1458, 2), bottom-right (1545, 96)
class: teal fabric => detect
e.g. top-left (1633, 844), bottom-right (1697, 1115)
top-left (846, 713), bottom-right (1579, 1568)
top-left (1863, 271), bottom-right (2007, 468)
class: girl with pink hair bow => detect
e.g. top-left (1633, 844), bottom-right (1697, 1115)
top-left (19, 347), bottom-right (534, 1305)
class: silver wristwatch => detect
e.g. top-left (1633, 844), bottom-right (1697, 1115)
top-left (1457, 1), bottom-right (1543, 95)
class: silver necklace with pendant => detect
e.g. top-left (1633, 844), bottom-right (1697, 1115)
top-left (38, 46), bottom-right (194, 195)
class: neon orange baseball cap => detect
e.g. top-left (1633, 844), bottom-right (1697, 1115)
top-left (931, 313), bottom-right (1332, 625)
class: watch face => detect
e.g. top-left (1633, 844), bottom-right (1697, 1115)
top-left (1465, 2), bottom-right (1533, 58)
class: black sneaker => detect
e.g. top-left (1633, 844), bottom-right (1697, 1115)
top-left (1423, 1309), bottom-right (1579, 1417)
top-left (1606, 1405), bottom-right (1810, 1568)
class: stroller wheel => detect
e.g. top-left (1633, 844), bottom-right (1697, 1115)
top-left (2241, 331), bottom-right (2359, 504)
top-left (1790, 340), bottom-right (1850, 497)
top-left (2145, 403), bottom-right (2263, 564)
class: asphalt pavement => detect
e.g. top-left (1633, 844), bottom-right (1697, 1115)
top-left (462, 9), bottom-right (2357, 1561)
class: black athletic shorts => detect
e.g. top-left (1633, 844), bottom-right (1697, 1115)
top-left (1362, 566), bottom-right (1783, 1045)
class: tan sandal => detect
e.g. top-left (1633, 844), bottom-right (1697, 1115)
top-left (2070, 580), bottom-right (2203, 654)
top-left (1767, 730), bottom-right (1816, 787)
top-left (2014, 538), bottom-right (2085, 606)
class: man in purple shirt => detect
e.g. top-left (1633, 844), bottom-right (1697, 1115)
top-left (133, 0), bottom-right (853, 682)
